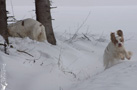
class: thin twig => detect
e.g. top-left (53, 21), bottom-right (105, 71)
top-left (24, 54), bottom-right (41, 64)
top-left (57, 46), bottom-right (77, 78)
top-left (10, 0), bottom-right (15, 17)
top-left (17, 50), bottom-right (34, 57)
top-left (0, 42), bottom-right (9, 55)
top-left (82, 33), bottom-right (91, 41)
top-left (75, 11), bottom-right (91, 35)
top-left (95, 31), bottom-right (104, 46)
top-left (68, 11), bottom-right (91, 42)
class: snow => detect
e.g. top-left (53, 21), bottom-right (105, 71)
top-left (71, 61), bottom-right (137, 90)
top-left (0, 5), bottom-right (137, 90)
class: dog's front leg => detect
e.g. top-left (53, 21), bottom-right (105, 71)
top-left (124, 50), bottom-right (132, 60)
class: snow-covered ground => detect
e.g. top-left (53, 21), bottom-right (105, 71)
top-left (0, 6), bottom-right (137, 90)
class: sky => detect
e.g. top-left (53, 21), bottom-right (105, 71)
top-left (52, 0), bottom-right (137, 6)
top-left (6, 0), bottom-right (137, 6)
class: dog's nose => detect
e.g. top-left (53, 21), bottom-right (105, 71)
top-left (118, 43), bottom-right (122, 47)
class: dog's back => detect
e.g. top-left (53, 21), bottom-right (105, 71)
top-left (8, 18), bottom-right (47, 42)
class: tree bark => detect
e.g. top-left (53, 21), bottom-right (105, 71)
top-left (0, 0), bottom-right (9, 44)
top-left (35, 0), bottom-right (56, 45)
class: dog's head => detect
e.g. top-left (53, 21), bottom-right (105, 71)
top-left (111, 30), bottom-right (124, 48)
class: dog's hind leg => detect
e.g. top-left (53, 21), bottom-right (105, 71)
top-left (37, 25), bottom-right (47, 42)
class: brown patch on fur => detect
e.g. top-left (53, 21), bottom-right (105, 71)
top-left (111, 32), bottom-right (118, 45)
top-left (117, 30), bottom-right (123, 36)
top-left (40, 24), bottom-right (42, 26)
top-left (117, 30), bottom-right (124, 42)
top-left (38, 32), bottom-right (42, 41)
top-left (22, 21), bottom-right (24, 26)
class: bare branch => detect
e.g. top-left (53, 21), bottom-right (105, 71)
top-left (82, 33), bottom-right (91, 41)
top-left (50, 6), bottom-right (57, 9)
top-left (17, 50), bottom-right (34, 57)
top-left (67, 11), bottom-right (91, 43)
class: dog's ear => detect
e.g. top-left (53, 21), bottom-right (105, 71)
top-left (111, 32), bottom-right (117, 44)
top-left (117, 30), bottom-right (124, 42)
top-left (117, 30), bottom-right (123, 37)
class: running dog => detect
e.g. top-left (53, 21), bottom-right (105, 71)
top-left (103, 30), bottom-right (132, 69)
top-left (8, 18), bottom-right (47, 42)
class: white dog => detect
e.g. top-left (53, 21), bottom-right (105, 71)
top-left (8, 18), bottom-right (47, 42)
top-left (103, 30), bottom-right (132, 69)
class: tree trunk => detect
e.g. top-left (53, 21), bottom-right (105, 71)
top-left (0, 0), bottom-right (9, 47)
top-left (35, 0), bottom-right (56, 45)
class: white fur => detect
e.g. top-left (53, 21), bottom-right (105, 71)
top-left (8, 18), bottom-right (47, 42)
top-left (103, 36), bottom-right (132, 70)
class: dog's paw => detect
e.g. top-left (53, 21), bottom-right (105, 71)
top-left (126, 55), bottom-right (131, 60)
top-left (126, 51), bottom-right (132, 60)
top-left (120, 54), bottom-right (125, 60)
top-left (127, 56), bottom-right (131, 60)
top-left (121, 57), bottom-right (125, 60)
